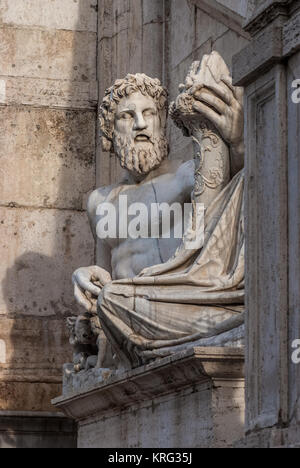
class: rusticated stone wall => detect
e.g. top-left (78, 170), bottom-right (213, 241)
top-left (166, 0), bottom-right (249, 162)
top-left (0, 0), bottom-right (97, 415)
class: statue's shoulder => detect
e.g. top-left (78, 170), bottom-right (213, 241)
top-left (176, 158), bottom-right (195, 175)
top-left (87, 183), bottom-right (120, 216)
top-left (171, 158), bottom-right (195, 184)
top-left (157, 158), bottom-right (195, 177)
top-left (150, 159), bottom-right (194, 195)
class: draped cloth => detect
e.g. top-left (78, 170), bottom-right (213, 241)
top-left (98, 170), bottom-right (245, 368)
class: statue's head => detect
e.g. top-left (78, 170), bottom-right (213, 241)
top-left (99, 73), bottom-right (169, 176)
top-left (67, 316), bottom-right (95, 346)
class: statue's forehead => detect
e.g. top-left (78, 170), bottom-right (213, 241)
top-left (117, 91), bottom-right (156, 112)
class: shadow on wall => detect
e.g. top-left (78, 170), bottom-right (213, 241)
top-left (0, 0), bottom-right (97, 448)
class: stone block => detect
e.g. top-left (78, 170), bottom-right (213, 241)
top-left (53, 347), bottom-right (245, 448)
top-left (0, 0), bottom-right (97, 32)
top-left (0, 204), bottom-right (94, 413)
top-left (0, 76), bottom-right (97, 109)
top-left (169, 0), bottom-right (196, 69)
top-left (0, 316), bottom-right (72, 412)
top-left (195, 9), bottom-right (228, 48)
top-left (0, 381), bottom-right (62, 412)
top-left (0, 27), bottom-right (96, 82)
top-left (98, 0), bottom-right (131, 40)
top-left (0, 340), bottom-right (5, 364)
top-left (232, 23), bottom-right (283, 85)
top-left (0, 316), bottom-right (71, 374)
top-left (142, 0), bottom-right (164, 25)
top-left (0, 207), bottom-right (94, 318)
top-left (216, 0), bottom-right (248, 18)
top-left (0, 411), bottom-right (77, 448)
top-left (213, 28), bottom-right (249, 73)
top-left (0, 106), bottom-right (96, 210)
top-left (142, 23), bottom-right (164, 80)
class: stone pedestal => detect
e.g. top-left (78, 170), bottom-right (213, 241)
top-left (52, 348), bottom-right (245, 448)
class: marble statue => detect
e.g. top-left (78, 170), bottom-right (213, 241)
top-left (68, 51), bottom-right (245, 371)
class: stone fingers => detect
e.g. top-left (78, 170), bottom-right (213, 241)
top-left (221, 75), bottom-right (243, 104)
top-left (72, 269), bottom-right (101, 297)
top-left (194, 91), bottom-right (227, 115)
top-left (193, 82), bottom-right (232, 106)
top-left (192, 100), bottom-right (223, 130)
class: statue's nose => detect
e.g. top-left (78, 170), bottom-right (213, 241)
top-left (133, 112), bottom-right (147, 131)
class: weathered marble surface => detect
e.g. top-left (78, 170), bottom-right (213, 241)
top-left (53, 347), bottom-right (245, 448)
top-left (69, 52), bottom-right (245, 372)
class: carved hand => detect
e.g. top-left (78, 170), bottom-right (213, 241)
top-left (72, 266), bottom-right (112, 313)
top-left (191, 76), bottom-right (244, 160)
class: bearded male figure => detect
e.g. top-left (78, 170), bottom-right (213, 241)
top-left (72, 52), bottom-right (245, 370)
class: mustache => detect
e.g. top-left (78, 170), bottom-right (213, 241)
top-left (135, 131), bottom-right (151, 139)
top-left (113, 134), bottom-right (168, 175)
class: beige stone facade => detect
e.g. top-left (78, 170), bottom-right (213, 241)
top-left (1, 0), bottom-right (300, 449)
top-left (0, 0), bottom-right (97, 417)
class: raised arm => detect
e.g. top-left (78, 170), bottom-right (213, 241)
top-left (191, 73), bottom-right (244, 176)
top-left (170, 52), bottom-right (244, 205)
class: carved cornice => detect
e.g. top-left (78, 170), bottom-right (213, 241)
top-left (233, 22), bottom-right (283, 86)
top-left (245, 0), bottom-right (296, 36)
top-left (283, 8), bottom-right (300, 56)
top-left (52, 347), bottom-right (244, 421)
top-left (233, 1), bottom-right (300, 85)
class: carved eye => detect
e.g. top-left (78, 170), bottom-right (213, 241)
top-left (120, 113), bottom-right (132, 120)
top-left (144, 109), bottom-right (157, 117)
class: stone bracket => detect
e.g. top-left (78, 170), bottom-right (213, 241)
top-left (233, 1), bottom-right (300, 86)
top-left (245, 0), bottom-right (294, 36)
top-left (233, 22), bottom-right (284, 86)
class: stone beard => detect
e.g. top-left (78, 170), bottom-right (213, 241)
top-left (113, 134), bottom-right (169, 175)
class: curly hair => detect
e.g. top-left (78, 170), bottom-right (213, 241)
top-left (99, 73), bottom-right (168, 152)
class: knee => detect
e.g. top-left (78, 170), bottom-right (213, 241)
top-left (97, 282), bottom-right (115, 314)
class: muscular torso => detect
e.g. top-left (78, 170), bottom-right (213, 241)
top-left (88, 159), bottom-right (195, 280)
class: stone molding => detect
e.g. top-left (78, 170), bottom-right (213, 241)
top-left (245, 0), bottom-right (294, 36)
top-left (233, 2), bottom-right (300, 85)
top-left (52, 347), bottom-right (244, 421)
top-left (283, 8), bottom-right (300, 55)
top-left (233, 21), bottom-right (284, 85)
